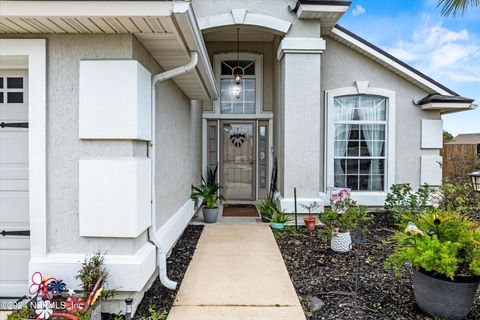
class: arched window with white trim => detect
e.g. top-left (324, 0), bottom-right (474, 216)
top-left (333, 95), bottom-right (386, 191)
top-left (326, 86), bottom-right (396, 205)
top-left (212, 52), bottom-right (263, 116)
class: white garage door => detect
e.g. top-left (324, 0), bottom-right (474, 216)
top-left (0, 70), bottom-right (29, 297)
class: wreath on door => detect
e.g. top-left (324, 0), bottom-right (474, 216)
top-left (230, 133), bottom-right (246, 148)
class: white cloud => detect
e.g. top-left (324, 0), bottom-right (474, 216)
top-left (384, 18), bottom-right (480, 84)
top-left (351, 4), bottom-right (366, 16)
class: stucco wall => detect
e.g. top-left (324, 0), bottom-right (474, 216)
top-left (321, 37), bottom-right (441, 190)
top-left (5, 33), bottom-right (200, 255)
top-left (133, 36), bottom-right (202, 229)
top-left (153, 80), bottom-right (200, 227)
top-left (205, 41), bottom-right (274, 112)
top-left (43, 34), bottom-right (150, 255)
top-left (192, 0), bottom-right (321, 38)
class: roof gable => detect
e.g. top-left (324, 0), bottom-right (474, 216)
top-left (329, 25), bottom-right (458, 96)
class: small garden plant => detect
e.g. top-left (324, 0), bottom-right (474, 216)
top-left (269, 210), bottom-right (292, 224)
top-left (75, 251), bottom-right (116, 300)
top-left (255, 197), bottom-right (280, 221)
top-left (320, 198), bottom-right (368, 235)
top-left (301, 201), bottom-right (321, 218)
top-left (190, 179), bottom-right (226, 209)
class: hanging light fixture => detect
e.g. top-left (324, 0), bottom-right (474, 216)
top-left (232, 28), bottom-right (243, 99)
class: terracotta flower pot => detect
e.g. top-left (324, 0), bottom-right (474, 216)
top-left (303, 216), bottom-right (316, 232)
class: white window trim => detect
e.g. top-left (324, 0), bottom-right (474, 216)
top-left (0, 39), bottom-right (47, 256)
top-left (206, 52), bottom-right (269, 119)
top-left (325, 86), bottom-right (396, 206)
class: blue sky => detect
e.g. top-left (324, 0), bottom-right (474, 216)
top-left (339, 0), bottom-right (480, 136)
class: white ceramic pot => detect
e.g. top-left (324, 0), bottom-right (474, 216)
top-left (330, 231), bottom-right (352, 253)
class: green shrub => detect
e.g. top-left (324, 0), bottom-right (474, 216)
top-left (75, 252), bottom-right (116, 301)
top-left (439, 182), bottom-right (480, 215)
top-left (6, 306), bottom-right (31, 320)
top-left (384, 183), bottom-right (433, 215)
top-left (385, 210), bottom-right (480, 279)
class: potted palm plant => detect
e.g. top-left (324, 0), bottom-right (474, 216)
top-left (386, 210), bottom-right (480, 320)
top-left (255, 197), bottom-right (279, 223)
top-left (190, 178), bottom-right (226, 224)
top-left (319, 199), bottom-right (368, 252)
top-left (301, 201), bottom-right (321, 232)
top-left (269, 210), bottom-right (292, 230)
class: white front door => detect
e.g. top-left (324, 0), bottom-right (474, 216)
top-left (0, 70), bottom-right (30, 297)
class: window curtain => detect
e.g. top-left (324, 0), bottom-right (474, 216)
top-left (357, 97), bottom-right (386, 190)
top-left (334, 97), bottom-right (356, 187)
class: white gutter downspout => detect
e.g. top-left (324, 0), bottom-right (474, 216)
top-left (148, 51), bottom-right (198, 290)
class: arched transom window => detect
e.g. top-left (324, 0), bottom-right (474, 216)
top-left (220, 59), bottom-right (256, 114)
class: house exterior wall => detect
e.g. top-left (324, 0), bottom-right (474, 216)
top-left (192, 0), bottom-right (321, 38)
top-left (131, 35), bottom-right (202, 230)
top-left (44, 34), bottom-right (149, 255)
top-left (0, 33), bottom-right (203, 301)
top-left (153, 79), bottom-right (201, 227)
top-left (321, 37), bottom-right (442, 191)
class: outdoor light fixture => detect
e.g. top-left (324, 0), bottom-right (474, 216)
top-left (125, 298), bottom-right (133, 320)
top-left (469, 171), bottom-right (480, 192)
top-left (232, 28), bottom-right (243, 99)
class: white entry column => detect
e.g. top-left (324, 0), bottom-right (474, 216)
top-left (277, 38), bottom-right (326, 211)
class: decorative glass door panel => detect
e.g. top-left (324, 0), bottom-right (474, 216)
top-left (221, 122), bottom-right (255, 200)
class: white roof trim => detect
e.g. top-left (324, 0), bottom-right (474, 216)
top-left (329, 26), bottom-right (454, 96)
top-left (420, 102), bottom-right (476, 114)
top-left (297, 4), bottom-right (350, 15)
top-left (0, 1), bottom-right (172, 17)
top-left (173, 1), bottom-right (218, 100)
top-left (198, 10), bottom-right (291, 35)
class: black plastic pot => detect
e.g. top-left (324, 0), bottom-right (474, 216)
top-left (412, 268), bottom-right (480, 320)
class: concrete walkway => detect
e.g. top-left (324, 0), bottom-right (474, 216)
top-left (167, 224), bottom-right (306, 320)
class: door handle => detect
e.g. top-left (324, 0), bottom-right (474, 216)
top-left (0, 230), bottom-right (30, 236)
top-left (0, 122), bottom-right (29, 128)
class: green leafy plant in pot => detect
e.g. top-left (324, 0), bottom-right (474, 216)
top-left (191, 166), bottom-right (226, 223)
top-left (255, 197), bottom-right (279, 223)
top-left (385, 210), bottom-right (480, 320)
top-left (319, 199), bottom-right (368, 252)
top-left (269, 210), bottom-right (292, 230)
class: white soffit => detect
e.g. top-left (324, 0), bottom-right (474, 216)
top-left (329, 26), bottom-right (455, 96)
top-left (295, 4), bottom-right (350, 31)
top-left (420, 102), bottom-right (475, 114)
top-left (0, 1), bottom-right (217, 100)
top-left (0, 1), bottom-right (173, 33)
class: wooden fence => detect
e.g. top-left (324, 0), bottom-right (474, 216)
top-left (442, 143), bottom-right (479, 181)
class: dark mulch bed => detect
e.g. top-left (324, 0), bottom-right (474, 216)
top-left (274, 212), bottom-right (480, 320)
top-left (134, 225), bottom-right (203, 318)
top-left (102, 225), bottom-right (203, 320)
